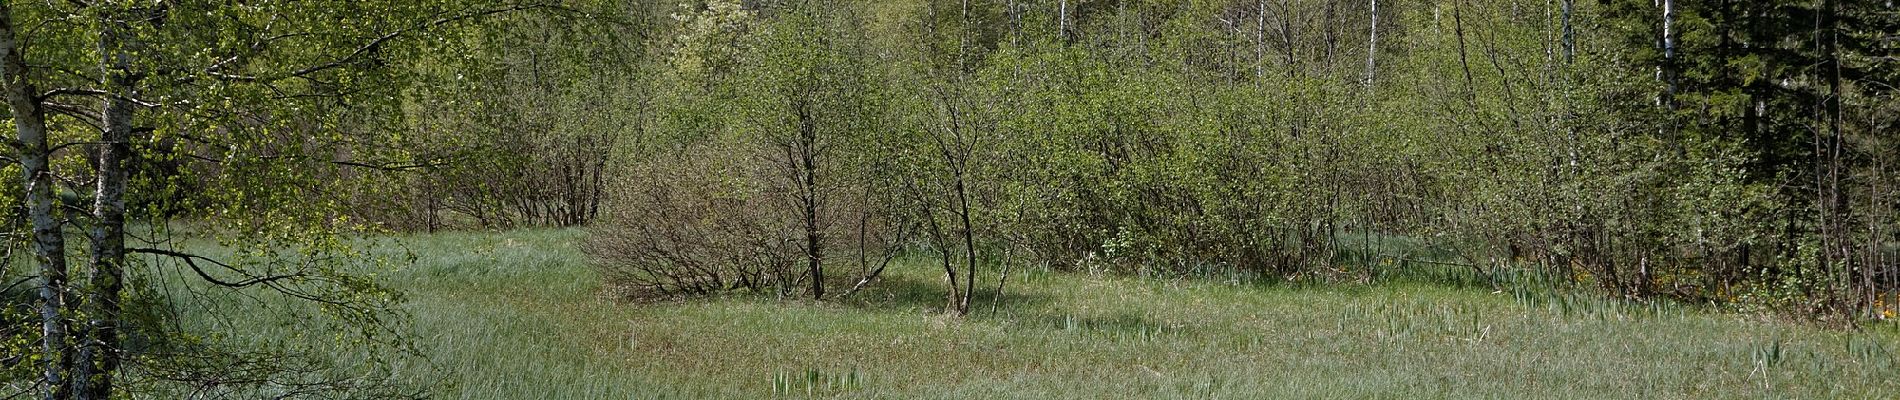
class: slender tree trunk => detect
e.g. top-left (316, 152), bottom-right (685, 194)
top-left (921, 193), bottom-right (961, 314)
top-left (991, 247), bottom-right (1012, 315)
top-left (947, 5), bottom-right (978, 315)
top-left (1059, 0), bottom-right (1069, 41)
top-left (1008, 0), bottom-right (1020, 44)
top-left (842, 191), bottom-right (898, 298)
top-left (1660, 0), bottom-right (1680, 151)
top-left (954, 171), bottom-right (976, 315)
top-left (1364, 0), bottom-right (1379, 87)
top-left (1561, 0), bottom-right (1575, 62)
top-left (1453, 0), bottom-right (1478, 106)
top-left (1277, 0), bottom-right (1296, 78)
top-left (1323, 0), bottom-right (1338, 65)
top-left (1257, 1), bottom-right (1268, 84)
top-left (1, 5), bottom-right (74, 398)
top-left (1661, 0), bottom-right (1675, 62)
top-left (960, 0), bottom-right (970, 73)
top-left (76, 9), bottom-right (135, 399)
top-left (1820, 0), bottom-right (1852, 315)
top-left (794, 99), bottom-right (825, 300)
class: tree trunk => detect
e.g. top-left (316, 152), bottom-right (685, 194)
top-left (1820, 0), bottom-right (1852, 316)
top-left (77, 10), bottom-right (136, 399)
top-left (1257, 1), bottom-right (1268, 84)
top-left (1561, 0), bottom-right (1575, 62)
top-left (1660, 0), bottom-right (1680, 151)
top-left (798, 101), bottom-right (825, 300)
top-left (1453, 0), bottom-right (1478, 107)
top-left (1, 4), bottom-right (74, 398)
top-left (1278, 0), bottom-right (1296, 78)
top-left (990, 247), bottom-right (1013, 315)
top-left (1007, 0), bottom-right (1019, 43)
top-left (920, 192), bottom-right (961, 314)
top-left (1364, 0), bottom-right (1379, 87)
top-left (1058, 0), bottom-right (1069, 41)
top-left (955, 172), bottom-right (976, 315)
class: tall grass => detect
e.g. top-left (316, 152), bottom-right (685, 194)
top-left (129, 229), bottom-right (1900, 398)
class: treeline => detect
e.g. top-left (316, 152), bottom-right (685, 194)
top-left (451, 0), bottom-right (1895, 322)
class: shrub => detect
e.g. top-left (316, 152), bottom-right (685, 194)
top-left (583, 144), bottom-right (799, 298)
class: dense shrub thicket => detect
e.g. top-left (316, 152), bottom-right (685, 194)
top-left (365, 0), bottom-right (1895, 321)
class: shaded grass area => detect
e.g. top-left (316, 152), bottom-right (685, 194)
top-left (183, 229), bottom-right (1900, 398)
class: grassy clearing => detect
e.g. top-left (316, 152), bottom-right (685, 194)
top-left (174, 228), bottom-right (1899, 398)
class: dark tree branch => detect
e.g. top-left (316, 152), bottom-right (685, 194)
top-left (41, 101), bottom-right (100, 122)
top-left (48, 141), bottom-right (108, 154)
top-left (36, 87), bottom-right (103, 100)
top-left (1, 276), bottom-right (32, 295)
top-left (0, 383), bottom-right (35, 400)
top-left (128, 248), bottom-right (304, 288)
top-left (178, 152), bottom-right (452, 172)
top-left (329, 160), bottom-right (445, 171)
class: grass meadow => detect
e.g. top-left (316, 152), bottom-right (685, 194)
top-left (164, 228), bottom-right (1900, 398)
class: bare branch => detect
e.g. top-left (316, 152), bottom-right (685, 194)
top-left (178, 152), bottom-right (452, 172)
top-left (128, 248), bottom-right (304, 288)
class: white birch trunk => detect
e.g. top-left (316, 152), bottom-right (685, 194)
top-left (76, 9), bottom-right (135, 399)
top-left (0, 4), bottom-right (73, 399)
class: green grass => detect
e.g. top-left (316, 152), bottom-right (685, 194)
top-left (175, 228), bottom-right (1900, 398)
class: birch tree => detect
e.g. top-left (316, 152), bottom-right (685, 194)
top-left (0, 3), bottom-right (73, 397)
top-left (2, 1), bottom-right (554, 397)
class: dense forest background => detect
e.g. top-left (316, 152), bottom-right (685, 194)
top-left (0, 0), bottom-right (1895, 398)
top-left (414, 0), bottom-right (1897, 320)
